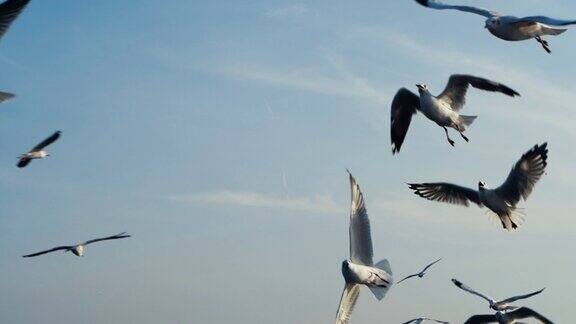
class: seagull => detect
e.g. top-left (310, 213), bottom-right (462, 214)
top-left (22, 232), bottom-right (131, 258)
top-left (391, 75), bottom-right (519, 154)
top-left (335, 170), bottom-right (393, 324)
top-left (414, 0), bottom-right (576, 53)
top-left (404, 318), bottom-right (449, 324)
top-left (464, 307), bottom-right (553, 324)
top-left (397, 258), bottom-right (441, 284)
top-left (452, 279), bottom-right (545, 312)
top-left (408, 143), bottom-right (547, 231)
top-left (17, 130), bottom-right (61, 168)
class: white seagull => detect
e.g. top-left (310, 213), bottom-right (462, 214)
top-left (391, 75), bottom-right (519, 154)
top-left (335, 170), bottom-right (393, 324)
top-left (17, 130), bottom-right (61, 168)
top-left (22, 232), bottom-right (131, 258)
top-left (397, 258), bottom-right (441, 284)
top-left (408, 143), bottom-right (547, 231)
top-left (464, 307), bottom-right (553, 324)
top-left (452, 279), bottom-right (545, 312)
top-left (414, 0), bottom-right (576, 53)
top-left (404, 318), bottom-right (449, 324)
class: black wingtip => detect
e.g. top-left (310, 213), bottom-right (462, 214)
top-left (414, 0), bottom-right (429, 7)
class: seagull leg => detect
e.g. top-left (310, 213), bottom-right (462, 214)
top-left (443, 127), bottom-right (455, 146)
top-left (535, 36), bottom-right (552, 54)
top-left (459, 131), bottom-right (469, 142)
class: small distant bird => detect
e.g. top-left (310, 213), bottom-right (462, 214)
top-left (404, 318), bottom-right (449, 324)
top-left (22, 232), bottom-right (131, 258)
top-left (464, 307), bottom-right (553, 324)
top-left (408, 143), bottom-right (547, 231)
top-left (414, 0), bottom-right (576, 53)
top-left (397, 258), bottom-right (442, 284)
top-left (391, 75), bottom-right (519, 154)
top-left (452, 279), bottom-right (545, 312)
top-left (17, 130), bottom-right (61, 168)
top-left (335, 170), bottom-right (393, 324)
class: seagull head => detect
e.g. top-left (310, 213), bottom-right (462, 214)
top-left (485, 17), bottom-right (499, 29)
top-left (478, 181), bottom-right (488, 191)
top-left (416, 84), bottom-right (429, 94)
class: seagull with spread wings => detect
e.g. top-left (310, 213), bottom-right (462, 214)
top-left (22, 232), bottom-right (131, 258)
top-left (335, 171), bottom-right (393, 324)
top-left (17, 131), bottom-right (61, 168)
top-left (408, 143), bottom-right (547, 231)
top-left (464, 307), bottom-right (553, 324)
top-left (414, 0), bottom-right (576, 53)
top-left (452, 279), bottom-right (545, 312)
top-left (403, 317), bottom-right (449, 324)
top-left (391, 75), bottom-right (519, 154)
top-left (397, 258), bottom-right (441, 284)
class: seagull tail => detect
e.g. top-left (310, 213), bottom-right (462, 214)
top-left (541, 26), bottom-right (567, 36)
top-left (457, 115), bottom-right (477, 131)
top-left (368, 259), bottom-right (393, 301)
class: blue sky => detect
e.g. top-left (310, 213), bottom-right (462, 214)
top-left (0, 0), bottom-right (574, 323)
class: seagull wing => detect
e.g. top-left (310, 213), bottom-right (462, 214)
top-left (22, 245), bottom-right (72, 258)
top-left (507, 307), bottom-right (554, 324)
top-left (430, 320), bottom-right (449, 324)
top-left (347, 171), bottom-right (373, 266)
top-left (452, 279), bottom-right (494, 303)
top-left (335, 284), bottom-right (360, 324)
top-left (408, 183), bottom-right (481, 207)
top-left (515, 16), bottom-right (576, 26)
top-left (16, 156), bottom-right (31, 168)
top-left (84, 232), bottom-right (131, 245)
top-left (495, 143), bottom-right (548, 206)
top-left (414, 0), bottom-right (498, 18)
top-left (422, 258), bottom-right (442, 273)
top-left (0, 0), bottom-right (31, 41)
top-left (401, 319), bottom-right (418, 324)
top-left (500, 288), bottom-right (545, 304)
top-left (0, 91), bottom-right (14, 103)
top-left (463, 314), bottom-right (497, 324)
top-left (391, 88), bottom-right (419, 154)
top-left (31, 131), bottom-right (61, 152)
top-left (397, 274), bottom-right (419, 284)
top-left (438, 75), bottom-right (520, 111)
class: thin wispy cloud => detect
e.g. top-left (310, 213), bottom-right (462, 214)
top-left (264, 4), bottom-right (311, 21)
top-left (170, 190), bottom-right (341, 214)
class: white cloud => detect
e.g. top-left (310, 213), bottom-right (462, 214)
top-left (170, 190), bottom-right (341, 214)
top-left (264, 4), bottom-right (310, 20)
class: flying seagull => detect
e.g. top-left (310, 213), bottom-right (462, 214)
top-left (397, 258), bottom-right (441, 284)
top-left (335, 170), bottom-right (393, 324)
top-left (414, 0), bottom-right (576, 53)
top-left (391, 75), bottom-right (519, 154)
top-left (408, 143), bottom-right (547, 231)
top-left (464, 307), bottom-right (553, 324)
top-left (403, 318), bottom-right (449, 324)
top-left (17, 130), bottom-right (61, 168)
top-left (452, 279), bottom-right (545, 312)
top-left (22, 232), bottom-right (131, 258)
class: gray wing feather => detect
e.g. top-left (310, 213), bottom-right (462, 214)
top-left (335, 284), bottom-right (360, 324)
top-left (517, 16), bottom-right (576, 26)
top-left (438, 75), bottom-right (520, 111)
top-left (452, 279), bottom-right (494, 303)
top-left (495, 143), bottom-right (548, 205)
top-left (84, 232), bottom-right (131, 245)
top-left (31, 131), bottom-right (61, 152)
top-left (500, 288), bottom-right (545, 304)
top-left (0, 91), bottom-right (14, 103)
top-left (347, 171), bottom-right (373, 266)
top-left (408, 183), bottom-right (481, 207)
top-left (414, 0), bottom-right (498, 18)
top-left (0, 0), bottom-right (31, 41)
top-left (22, 245), bottom-right (72, 258)
top-left (391, 88), bottom-right (420, 154)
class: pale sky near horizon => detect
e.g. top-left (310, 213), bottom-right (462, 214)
top-left (0, 1), bottom-right (575, 323)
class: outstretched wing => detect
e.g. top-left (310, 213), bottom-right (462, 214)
top-left (0, 0), bottom-right (31, 41)
top-left (84, 232), bottom-right (131, 245)
top-left (391, 88), bottom-right (419, 154)
top-left (408, 183), bottom-right (481, 207)
top-left (495, 143), bottom-right (548, 206)
top-left (347, 171), bottom-right (373, 266)
top-left (335, 284), bottom-right (360, 324)
top-left (22, 245), bottom-right (72, 258)
top-left (516, 16), bottom-right (576, 26)
top-left (500, 288), bottom-right (545, 304)
top-left (422, 258), bottom-right (442, 273)
top-left (452, 279), bottom-right (494, 303)
top-left (508, 307), bottom-right (554, 324)
top-left (0, 91), bottom-right (14, 103)
top-left (31, 131), bottom-right (61, 152)
top-left (414, 0), bottom-right (498, 18)
top-left (397, 274), bottom-right (419, 284)
top-left (401, 319), bottom-right (418, 324)
top-left (463, 314), bottom-right (497, 324)
top-left (438, 75), bottom-right (520, 111)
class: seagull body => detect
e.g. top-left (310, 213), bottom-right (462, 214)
top-left (409, 143), bottom-right (547, 231)
top-left (404, 318), bottom-right (449, 324)
top-left (452, 279), bottom-right (545, 312)
top-left (464, 307), bottom-right (553, 324)
top-left (391, 75), bottom-right (519, 154)
top-left (414, 0), bottom-right (576, 53)
top-left (335, 171), bottom-right (393, 324)
top-left (22, 232), bottom-right (131, 258)
top-left (17, 131), bottom-right (61, 168)
top-left (397, 258), bottom-right (441, 284)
